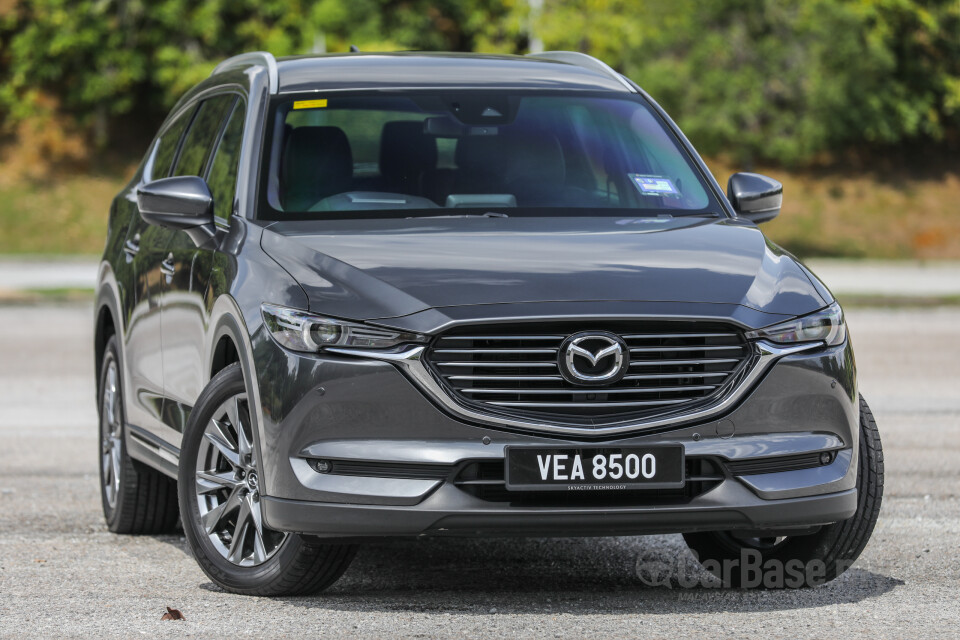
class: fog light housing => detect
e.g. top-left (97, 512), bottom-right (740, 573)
top-left (309, 459), bottom-right (332, 474)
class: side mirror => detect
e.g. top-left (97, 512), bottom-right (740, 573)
top-left (727, 172), bottom-right (782, 224)
top-left (137, 176), bottom-right (215, 246)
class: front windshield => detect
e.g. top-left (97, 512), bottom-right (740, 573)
top-left (259, 92), bottom-right (721, 219)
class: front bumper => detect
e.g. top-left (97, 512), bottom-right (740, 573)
top-left (262, 483), bottom-right (857, 539)
top-left (251, 330), bottom-right (859, 538)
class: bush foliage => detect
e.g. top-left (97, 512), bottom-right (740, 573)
top-left (0, 0), bottom-right (957, 168)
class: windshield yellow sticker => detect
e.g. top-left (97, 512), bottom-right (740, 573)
top-left (293, 99), bottom-right (328, 110)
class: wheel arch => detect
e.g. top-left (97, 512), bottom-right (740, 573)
top-left (211, 332), bottom-right (241, 379)
top-left (208, 294), bottom-right (273, 494)
top-left (94, 264), bottom-right (125, 404)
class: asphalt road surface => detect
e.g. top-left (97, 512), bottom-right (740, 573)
top-left (1, 303), bottom-right (958, 639)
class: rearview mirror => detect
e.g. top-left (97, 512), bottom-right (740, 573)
top-left (726, 172), bottom-right (783, 224)
top-left (137, 176), bottom-right (215, 246)
top-left (423, 116), bottom-right (464, 137)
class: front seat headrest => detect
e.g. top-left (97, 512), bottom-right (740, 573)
top-left (281, 126), bottom-right (353, 210)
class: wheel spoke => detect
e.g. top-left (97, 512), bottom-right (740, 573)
top-left (247, 495), bottom-right (267, 563)
top-left (252, 528), bottom-right (267, 564)
top-left (248, 495), bottom-right (264, 538)
top-left (110, 409), bottom-right (122, 436)
top-left (104, 365), bottom-right (118, 427)
top-left (229, 396), bottom-right (253, 459)
top-left (204, 430), bottom-right (241, 469)
top-left (209, 415), bottom-right (239, 450)
top-left (110, 443), bottom-right (122, 493)
top-left (227, 497), bottom-right (252, 564)
top-left (201, 486), bottom-right (243, 534)
top-left (102, 448), bottom-right (111, 479)
top-left (196, 471), bottom-right (241, 494)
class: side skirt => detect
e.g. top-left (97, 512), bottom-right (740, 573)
top-left (126, 423), bottom-right (180, 480)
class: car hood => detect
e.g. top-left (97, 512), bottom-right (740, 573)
top-left (260, 215), bottom-right (828, 326)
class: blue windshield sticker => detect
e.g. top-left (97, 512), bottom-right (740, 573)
top-left (629, 174), bottom-right (681, 197)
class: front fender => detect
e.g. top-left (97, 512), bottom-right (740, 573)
top-left (94, 262), bottom-right (127, 403)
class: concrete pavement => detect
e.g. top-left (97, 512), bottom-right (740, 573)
top-left (0, 258), bottom-right (99, 291)
top-left (805, 259), bottom-right (960, 298)
top-left (1, 304), bottom-right (958, 638)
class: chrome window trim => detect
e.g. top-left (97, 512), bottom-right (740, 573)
top-left (326, 340), bottom-right (820, 437)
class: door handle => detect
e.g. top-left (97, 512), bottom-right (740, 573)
top-left (123, 234), bottom-right (140, 259)
top-left (160, 253), bottom-right (176, 277)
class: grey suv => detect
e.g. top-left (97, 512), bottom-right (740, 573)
top-left (94, 50), bottom-right (883, 595)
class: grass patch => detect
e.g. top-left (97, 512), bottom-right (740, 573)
top-left (705, 160), bottom-right (960, 260)
top-left (0, 171), bottom-right (128, 254)
top-left (835, 293), bottom-right (960, 308)
top-left (0, 287), bottom-right (95, 304)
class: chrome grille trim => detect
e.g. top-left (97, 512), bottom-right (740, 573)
top-left (422, 322), bottom-right (753, 421)
top-left (629, 345), bottom-right (744, 353)
top-left (432, 348), bottom-right (560, 354)
top-left (624, 372), bottom-right (730, 380)
top-left (448, 375), bottom-right (564, 381)
top-left (435, 361), bottom-right (559, 368)
top-left (448, 335), bottom-right (567, 340)
top-left (326, 340), bottom-right (821, 436)
top-left (488, 399), bottom-right (693, 408)
top-left (628, 358), bottom-right (742, 367)
top-left (622, 332), bottom-right (740, 339)
top-left (459, 385), bottom-right (718, 394)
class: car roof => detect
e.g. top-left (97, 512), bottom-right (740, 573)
top-left (272, 52), bottom-right (632, 94)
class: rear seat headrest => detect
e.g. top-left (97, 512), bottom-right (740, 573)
top-left (379, 121), bottom-right (438, 187)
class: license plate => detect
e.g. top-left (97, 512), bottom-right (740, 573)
top-left (504, 445), bottom-right (684, 491)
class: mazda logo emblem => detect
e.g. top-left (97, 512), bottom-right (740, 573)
top-left (558, 331), bottom-right (630, 385)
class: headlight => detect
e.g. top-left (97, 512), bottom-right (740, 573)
top-left (261, 304), bottom-right (427, 352)
top-left (746, 302), bottom-right (846, 346)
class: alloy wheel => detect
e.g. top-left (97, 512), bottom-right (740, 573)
top-left (194, 393), bottom-right (287, 567)
top-left (100, 359), bottom-right (123, 510)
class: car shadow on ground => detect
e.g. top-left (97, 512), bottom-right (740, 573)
top-left (192, 535), bottom-right (903, 614)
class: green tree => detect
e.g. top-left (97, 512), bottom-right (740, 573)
top-left (0, 0), bottom-right (525, 163)
top-left (535, 0), bottom-right (960, 165)
top-left (0, 0), bottom-right (957, 168)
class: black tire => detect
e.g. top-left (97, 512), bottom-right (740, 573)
top-left (683, 394), bottom-right (884, 588)
top-left (178, 363), bottom-right (357, 596)
top-left (98, 335), bottom-right (179, 534)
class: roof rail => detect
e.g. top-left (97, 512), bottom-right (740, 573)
top-left (211, 51), bottom-right (279, 94)
top-left (527, 51), bottom-right (634, 92)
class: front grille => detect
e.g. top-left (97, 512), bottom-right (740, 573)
top-left (453, 458), bottom-right (723, 506)
top-left (423, 321), bottom-right (752, 422)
